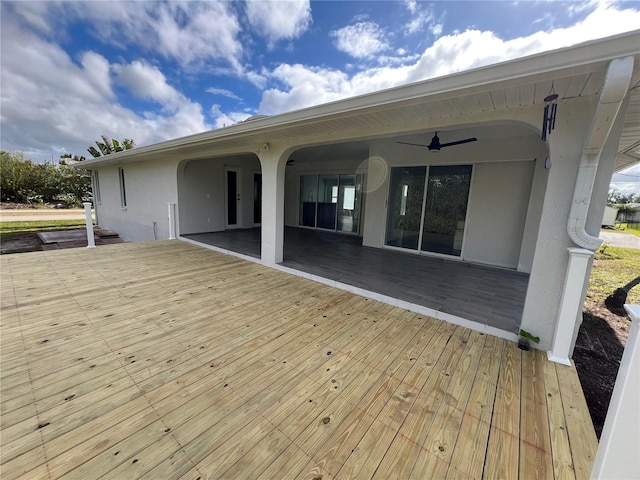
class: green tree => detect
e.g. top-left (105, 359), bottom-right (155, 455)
top-left (87, 135), bottom-right (135, 158)
top-left (0, 150), bottom-right (91, 206)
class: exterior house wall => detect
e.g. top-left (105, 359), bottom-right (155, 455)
top-left (94, 158), bottom-right (179, 241)
top-left (518, 155), bottom-right (548, 271)
top-left (464, 160), bottom-right (535, 269)
top-left (177, 154), bottom-right (261, 234)
top-left (362, 122), bottom-right (547, 272)
top-left (520, 97), bottom-right (599, 350)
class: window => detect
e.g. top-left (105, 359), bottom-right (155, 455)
top-left (118, 168), bottom-right (127, 208)
top-left (92, 171), bottom-right (101, 204)
top-left (299, 174), bottom-right (363, 233)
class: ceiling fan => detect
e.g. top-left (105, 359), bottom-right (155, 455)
top-left (397, 132), bottom-right (477, 152)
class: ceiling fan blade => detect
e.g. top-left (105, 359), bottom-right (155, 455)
top-left (440, 137), bottom-right (478, 148)
top-left (396, 141), bottom-right (430, 148)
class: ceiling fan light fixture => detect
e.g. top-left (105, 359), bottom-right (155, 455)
top-left (396, 131), bottom-right (477, 151)
top-left (428, 133), bottom-right (441, 151)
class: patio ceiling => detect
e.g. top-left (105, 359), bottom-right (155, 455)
top-left (78, 32), bottom-right (640, 172)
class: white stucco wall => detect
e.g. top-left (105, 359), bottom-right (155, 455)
top-left (177, 154), bottom-right (260, 234)
top-left (94, 158), bottom-right (179, 241)
top-left (520, 97), bottom-right (599, 350)
top-left (465, 161), bottom-right (535, 269)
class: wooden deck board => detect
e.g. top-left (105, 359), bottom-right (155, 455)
top-left (0, 240), bottom-right (598, 479)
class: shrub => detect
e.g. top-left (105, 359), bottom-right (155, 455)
top-left (0, 151), bottom-right (91, 206)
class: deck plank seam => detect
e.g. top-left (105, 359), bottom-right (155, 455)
top-left (363, 326), bottom-right (465, 479)
top-left (233, 309), bottom-right (428, 478)
top-left (4, 264), bottom-right (54, 480)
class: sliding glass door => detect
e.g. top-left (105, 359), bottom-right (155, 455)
top-left (385, 167), bottom-right (426, 250)
top-left (421, 165), bottom-right (472, 256)
top-left (299, 174), bottom-right (362, 233)
top-left (385, 164), bottom-right (472, 257)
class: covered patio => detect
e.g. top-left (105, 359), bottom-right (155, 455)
top-left (0, 241), bottom-right (596, 479)
top-left (183, 227), bottom-right (529, 334)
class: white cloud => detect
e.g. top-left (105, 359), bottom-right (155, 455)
top-left (611, 164), bottom-right (640, 195)
top-left (0, 12), bottom-right (210, 161)
top-left (206, 88), bottom-right (242, 101)
top-left (260, 3), bottom-right (640, 114)
top-left (403, 0), bottom-right (441, 37)
top-left (10, 1), bottom-right (244, 71)
top-left (330, 22), bottom-right (389, 59)
top-left (210, 104), bottom-right (252, 129)
top-left (405, 0), bottom-right (418, 15)
top-left (245, 0), bottom-right (311, 46)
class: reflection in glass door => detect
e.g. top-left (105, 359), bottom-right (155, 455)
top-left (385, 167), bottom-right (426, 250)
top-left (337, 174), bottom-right (361, 233)
top-left (299, 174), bottom-right (363, 234)
top-left (421, 165), bottom-right (472, 256)
top-left (299, 175), bottom-right (318, 227)
top-left (385, 165), bottom-right (472, 256)
top-left (317, 175), bottom-right (339, 229)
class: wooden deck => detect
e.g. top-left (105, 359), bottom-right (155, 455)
top-left (0, 241), bottom-right (597, 479)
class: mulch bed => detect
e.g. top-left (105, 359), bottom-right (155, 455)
top-left (574, 299), bottom-right (630, 438)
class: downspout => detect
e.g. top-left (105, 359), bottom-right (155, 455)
top-left (566, 56), bottom-right (635, 250)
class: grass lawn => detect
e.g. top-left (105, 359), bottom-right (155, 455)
top-left (0, 219), bottom-right (87, 238)
top-left (590, 245), bottom-right (640, 305)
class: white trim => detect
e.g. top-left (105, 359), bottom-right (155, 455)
top-left (547, 247), bottom-right (594, 364)
top-left (460, 164), bottom-right (476, 260)
top-left (591, 304), bottom-right (640, 479)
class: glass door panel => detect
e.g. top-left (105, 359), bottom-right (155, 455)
top-left (226, 169), bottom-right (239, 227)
top-left (317, 174), bottom-right (338, 230)
top-left (385, 166), bottom-right (426, 250)
top-left (253, 173), bottom-right (262, 224)
top-left (299, 175), bottom-right (318, 227)
top-left (421, 165), bottom-right (472, 256)
top-left (337, 174), bottom-right (358, 233)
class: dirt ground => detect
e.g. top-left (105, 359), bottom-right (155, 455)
top-left (0, 232), bottom-right (44, 254)
top-left (574, 288), bottom-right (630, 438)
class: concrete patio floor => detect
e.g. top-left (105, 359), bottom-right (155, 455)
top-left (184, 227), bottom-right (529, 335)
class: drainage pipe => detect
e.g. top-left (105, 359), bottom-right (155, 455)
top-left (566, 56), bottom-right (634, 251)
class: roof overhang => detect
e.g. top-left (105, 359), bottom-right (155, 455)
top-left (76, 30), bottom-right (640, 170)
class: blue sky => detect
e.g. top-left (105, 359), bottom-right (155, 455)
top-left (1, 0), bottom-right (639, 193)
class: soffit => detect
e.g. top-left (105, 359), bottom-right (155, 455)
top-left (615, 85), bottom-right (640, 172)
top-left (77, 32), bottom-right (640, 169)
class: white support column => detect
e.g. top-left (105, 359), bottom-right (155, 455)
top-left (83, 202), bottom-right (95, 249)
top-left (167, 202), bottom-right (176, 240)
top-left (547, 247), bottom-right (593, 365)
top-left (591, 305), bottom-right (640, 479)
top-left (258, 145), bottom-right (288, 265)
